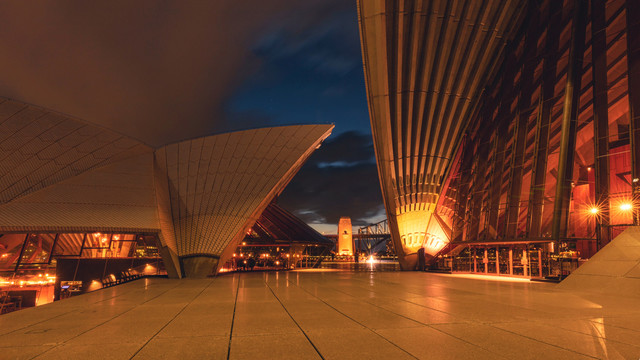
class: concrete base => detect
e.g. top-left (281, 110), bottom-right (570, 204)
top-left (559, 226), bottom-right (640, 297)
top-left (159, 246), bottom-right (182, 279)
top-left (181, 256), bottom-right (219, 278)
top-left (398, 253), bottom-right (418, 270)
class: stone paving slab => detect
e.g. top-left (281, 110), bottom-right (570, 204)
top-left (1, 271), bottom-right (639, 359)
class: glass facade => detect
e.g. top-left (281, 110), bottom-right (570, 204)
top-left (0, 232), bottom-right (163, 313)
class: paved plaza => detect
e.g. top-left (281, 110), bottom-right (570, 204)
top-left (1, 270), bottom-right (639, 359)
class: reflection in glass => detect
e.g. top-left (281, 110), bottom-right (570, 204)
top-left (0, 234), bottom-right (27, 271)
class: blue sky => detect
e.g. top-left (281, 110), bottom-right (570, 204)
top-left (224, 2), bottom-right (386, 233)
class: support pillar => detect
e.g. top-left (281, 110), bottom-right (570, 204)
top-left (453, 140), bottom-right (474, 242)
top-left (505, 3), bottom-right (540, 239)
top-left (488, 131), bottom-right (507, 238)
top-left (592, 0), bottom-right (611, 247)
top-left (551, 0), bottom-right (588, 243)
top-left (627, 0), bottom-right (640, 224)
top-left (468, 137), bottom-right (491, 239)
top-left (488, 53), bottom-right (518, 239)
top-left (527, 0), bottom-right (562, 238)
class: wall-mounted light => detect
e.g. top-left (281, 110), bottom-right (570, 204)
top-left (620, 203), bottom-right (632, 211)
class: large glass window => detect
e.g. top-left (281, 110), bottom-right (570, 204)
top-left (53, 234), bottom-right (84, 256)
top-left (19, 234), bottom-right (56, 266)
top-left (0, 234), bottom-right (28, 271)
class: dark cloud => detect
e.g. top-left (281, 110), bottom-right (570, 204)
top-left (226, 1), bottom-right (369, 137)
top-left (0, 1), bottom-right (382, 229)
top-left (278, 132), bottom-right (385, 227)
top-left (0, 0), bottom-right (350, 147)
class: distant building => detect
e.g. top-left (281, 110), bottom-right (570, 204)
top-left (337, 217), bottom-right (353, 255)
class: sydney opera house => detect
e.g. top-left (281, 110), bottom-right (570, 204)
top-left (359, 0), bottom-right (640, 280)
top-left (1, 0), bottom-right (640, 358)
top-left (0, 96), bottom-right (333, 283)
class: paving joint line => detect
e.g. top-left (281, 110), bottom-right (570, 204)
top-left (264, 275), bottom-right (325, 360)
top-left (305, 276), bottom-right (509, 359)
top-left (284, 276), bottom-right (419, 360)
top-left (226, 273), bottom-right (241, 360)
top-left (1, 279), bottom-right (154, 337)
top-left (483, 323), bottom-right (602, 359)
top-left (129, 278), bottom-right (218, 359)
top-left (29, 280), bottom-right (186, 360)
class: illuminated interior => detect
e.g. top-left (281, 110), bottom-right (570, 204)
top-left (396, 210), bottom-right (432, 253)
top-left (0, 232), bottom-right (163, 314)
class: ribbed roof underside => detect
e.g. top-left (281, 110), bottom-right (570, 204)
top-left (358, 0), bottom-right (526, 262)
top-left (250, 202), bottom-right (332, 245)
top-left (155, 125), bottom-right (333, 258)
top-left (0, 152), bottom-right (159, 233)
top-left (0, 97), bottom-right (151, 204)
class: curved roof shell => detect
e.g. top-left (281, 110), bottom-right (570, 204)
top-left (0, 97), bottom-right (333, 276)
top-left (358, 0), bottom-right (526, 268)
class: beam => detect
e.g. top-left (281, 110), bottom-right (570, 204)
top-left (527, 0), bottom-right (564, 237)
top-left (591, 0), bottom-right (610, 247)
top-left (551, 0), bottom-right (588, 242)
top-left (505, 3), bottom-right (541, 238)
top-left (452, 137), bottom-right (473, 242)
top-left (627, 0), bottom-right (640, 224)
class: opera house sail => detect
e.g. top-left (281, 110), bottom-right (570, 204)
top-left (358, 0), bottom-right (526, 269)
top-left (0, 97), bottom-right (333, 278)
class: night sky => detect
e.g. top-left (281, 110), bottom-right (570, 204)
top-left (0, 0), bottom-right (385, 233)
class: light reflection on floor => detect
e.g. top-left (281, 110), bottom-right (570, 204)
top-left (440, 273), bottom-right (535, 283)
top-left (1, 272), bottom-right (639, 359)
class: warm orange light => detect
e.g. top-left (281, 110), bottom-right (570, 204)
top-left (232, 253), bottom-right (236, 257)
top-left (620, 203), bottom-right (632, 211)
top-left (589, 207), bottom-right (599, 214)
top-left (242, 242), bottom-right (246, 246)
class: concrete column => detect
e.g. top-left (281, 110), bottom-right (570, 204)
top-left (551, 0), bottom-right (588, 243)
top-left (627, 0), bottom-right (640, 224)
top-left (592, 0), bottom-right (611, 245)
top-left (527, 0), bottom-right (562, 237)
top-left (181, 256), bottom-right (219, 278)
